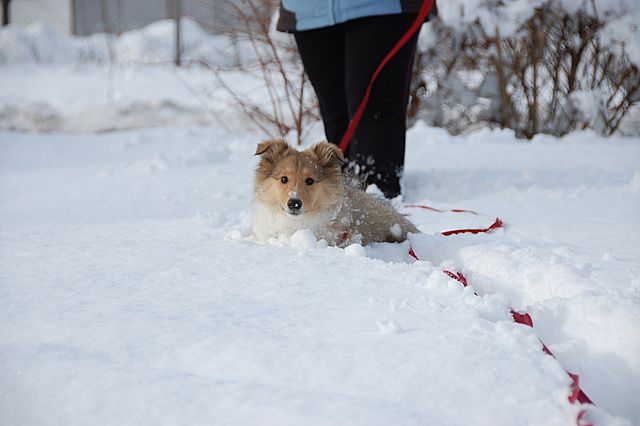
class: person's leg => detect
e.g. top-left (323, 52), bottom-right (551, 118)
top-left (294, 25), bottom-right (349, 145)
top-left (344, 14), bottom-right (420, 198)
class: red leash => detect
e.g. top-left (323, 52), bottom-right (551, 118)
top-left (441, 217), bottom-right (503, 236)
top-left (440, 267), bottom-right (594, 414)
top-left (404, 204), bottom-right (502, 236)
top-left (338, 0), bottom-right (435, 153)
top-left (408, 206), bottom-right (593, 423)
top-left (334, 3), bottom-right (596, 420)
top-left (405, 204), bottom-right (479, 215)
top-left (409, 233), bottom-right (594, 425)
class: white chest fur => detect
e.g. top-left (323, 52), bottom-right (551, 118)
top-left (251, 200), bottom-right (343, 243)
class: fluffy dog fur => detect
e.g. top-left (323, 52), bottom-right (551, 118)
top-left (252, 139), bottom-right (418, 246)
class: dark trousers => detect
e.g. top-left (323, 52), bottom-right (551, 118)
top-left (294, 13), bottom-right (420, 198)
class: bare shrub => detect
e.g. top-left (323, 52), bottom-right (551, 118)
top-left (209, 0), bottom-right (319, 145)
top-left (411, 1), bottom-right (640, 138)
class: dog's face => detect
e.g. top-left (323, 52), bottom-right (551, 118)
top-left (254, 140), bottom-right (344, 217)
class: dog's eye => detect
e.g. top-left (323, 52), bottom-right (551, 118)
top-left (280, 176), bottom-right (288, 184)
top-left (305, 177), bottom-right (314, 186)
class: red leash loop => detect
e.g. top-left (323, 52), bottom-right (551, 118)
top-left (441, 217), bottom-right (503, 236)
top-left (404, 204), bottom-right (501, 236)
top-left (338, 0), bottom-right (435, 153)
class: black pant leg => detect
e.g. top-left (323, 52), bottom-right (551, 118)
top-left (344, 14), bottom-right (420, 198)
top-left (294, 26), bottom-right (349, 145)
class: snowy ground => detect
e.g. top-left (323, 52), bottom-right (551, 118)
top-left (1, 55), bottom-right (640, 426)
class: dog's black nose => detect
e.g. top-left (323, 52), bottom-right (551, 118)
top-left (287, 198), bottom-right (303, 211)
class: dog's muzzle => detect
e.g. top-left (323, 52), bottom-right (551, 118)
top-left (287, 198), bottom-right (303, 215)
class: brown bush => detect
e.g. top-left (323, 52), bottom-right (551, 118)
top-left (411, 1), bottom-right (640, 138)
top-left (209, 0), bottom-right (319, 145)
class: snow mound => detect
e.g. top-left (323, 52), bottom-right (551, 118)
top-left (0, 18), bottom-right (253, 67)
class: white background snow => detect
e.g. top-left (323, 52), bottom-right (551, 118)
top-left (1, 10), bottom-right (640, 426)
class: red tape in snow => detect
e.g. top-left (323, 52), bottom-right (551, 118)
top-left (409, 244), bottom-right (594, 425)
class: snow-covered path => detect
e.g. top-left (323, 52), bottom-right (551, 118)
top-left (1, 124), bottom-right (638, 425)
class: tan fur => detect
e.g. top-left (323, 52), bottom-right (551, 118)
top-left (252, 139), bottom-right (419, 246)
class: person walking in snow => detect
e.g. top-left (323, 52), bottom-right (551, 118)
top-left (276, 0), bottom-right (437, 199)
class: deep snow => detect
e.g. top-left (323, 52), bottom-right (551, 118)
top-left (1, 17), bottom-right (640, 426)
top-left (1, 120), bottom-right (639, 425)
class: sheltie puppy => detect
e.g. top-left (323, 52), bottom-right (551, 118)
top-left (251, 139), bottom-right (418, 246)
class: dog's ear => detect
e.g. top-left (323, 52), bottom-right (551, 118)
top-left (255, 139), bottom-right (290, 163)
top-left (311, 142), bottom-right (344, 167)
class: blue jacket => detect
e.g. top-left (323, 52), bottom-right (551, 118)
top-left (276, 0), bottom-right (437, 32)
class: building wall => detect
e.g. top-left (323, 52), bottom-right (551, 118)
top-left (71, 0), bottom-right (230, 36)
top-left (7, 0), bottom-right (251, 36)
top-left (10, 0), bottom-right (72, 34)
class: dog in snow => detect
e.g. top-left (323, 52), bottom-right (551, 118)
top-left (252, 139), bottom-right (418, 246)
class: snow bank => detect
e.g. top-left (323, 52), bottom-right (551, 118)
top-left (0, 18), bottom-right (252, 68)
top-left (0, 65), bottom-right (256, 133)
